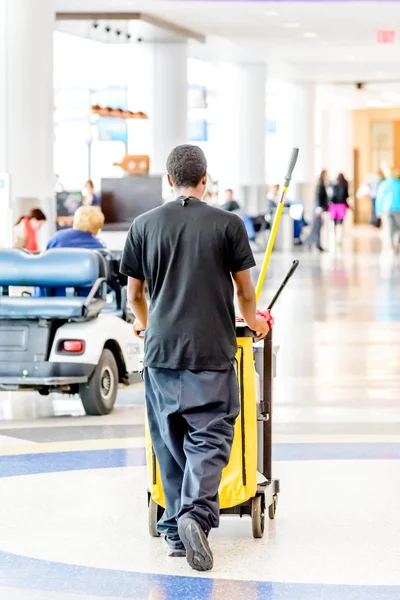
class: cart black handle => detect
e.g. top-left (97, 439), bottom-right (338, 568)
top-left (267, 260), bottom-right (299, 310)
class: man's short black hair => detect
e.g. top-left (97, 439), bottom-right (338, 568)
top-left (167, 144), bottom-right (207, 188)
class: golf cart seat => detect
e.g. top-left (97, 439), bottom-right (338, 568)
top-left (98, 250), bottom-right (128, 319)
top-left (0, 249), bottom-right (107, 321)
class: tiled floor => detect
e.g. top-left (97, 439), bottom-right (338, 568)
top-left (1, 231), bottom-right (400, 599)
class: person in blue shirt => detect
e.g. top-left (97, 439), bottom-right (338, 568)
top-left (38, 207), bottom-right (105, 298)
top-left (376, 168), bottom-right (400, 251)
top-left (82, 179), bottom-right (101, 207)
top-left (47, 206), bottom-right (105, 250)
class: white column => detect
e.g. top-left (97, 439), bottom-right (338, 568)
top-left (214, 63), bottom-right (241, 191)
top-left (238, 64), bottom-right (266, 213)
top-left (126, 44), bottom-right (153, 159)
top-left (215, 62), bottom-right (266, 214)
top-left (151, 43), bottom-right (188, 175)
top-left (0, 0), bottom-right (55, 247)
top-left (321, 108), bottom-right (353, 179)
top-left (276, 82), bottom-right (316, 208)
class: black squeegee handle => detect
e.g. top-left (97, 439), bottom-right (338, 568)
top-left (267, 260), bottom-right (299, 311)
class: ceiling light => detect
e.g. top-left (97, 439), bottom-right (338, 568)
top-left (265, 10), bottom-right (279, 16)
top-left (284, 22), bottom-right (301, 29)
top-left (304, 32), bottom-right (317, 38)
top-left (346, 54), bottom-right (355, 61)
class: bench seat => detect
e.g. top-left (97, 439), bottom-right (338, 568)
top-left (0, 296), bottom-right (104, 320)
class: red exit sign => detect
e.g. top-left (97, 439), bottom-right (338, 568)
top-left (377, 30), bottom-right (396, 44)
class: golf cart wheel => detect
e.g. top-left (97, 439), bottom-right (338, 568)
top-left (251, 495), bottom-right (265, 539)
top-left (148, 497), bottom-right (164, 538)
top-left (79, 349), bottom-right (118, 416)
top-left (268, 494), bottom-right (278, 520)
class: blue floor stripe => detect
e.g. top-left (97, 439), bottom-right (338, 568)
top-left (273, 442), bottom-right (400, 461)
top-left (0, 448), bottom-right (145, 478)
top-left (1, 446), bottom-right (400, 597)
top-left (1, 551), bottom-right (399, 599)
top-left (1, 443), bottom-right (400, 478)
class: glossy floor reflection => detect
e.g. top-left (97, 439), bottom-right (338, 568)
top-left (0, 229), bottom-right (400, 599)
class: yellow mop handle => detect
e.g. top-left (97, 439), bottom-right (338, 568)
top-left (255, 147), bottom-right (299, 304)
top-left (255, 191), bottom-right (285, 303)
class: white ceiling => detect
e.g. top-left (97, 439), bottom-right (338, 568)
top-left (55, 1), bottom-right (400, 91)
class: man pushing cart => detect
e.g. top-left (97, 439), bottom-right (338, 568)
top-left (120, 144), bottom-right (298, 572)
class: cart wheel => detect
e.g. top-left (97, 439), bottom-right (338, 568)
top-left (268, 494), bottom-right (278, 520)
top-left (251, 495), bottom-right (265, 539)
top-left (79, 349), bottom-right (118, 416)
top-left (148, 497), bottom-right (164, 538)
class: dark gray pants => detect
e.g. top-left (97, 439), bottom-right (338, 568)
top-left (305, 213), bottom-right (323, 249)
top-left (388, 211), bottom-right (400, 250)
top-left (144, 366), bottom-right (239, 547)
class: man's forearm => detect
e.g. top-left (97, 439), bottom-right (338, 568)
top-left (237, 292), bottom-right (257, 330)
top-left (129, 297), bottom-right (148, 327)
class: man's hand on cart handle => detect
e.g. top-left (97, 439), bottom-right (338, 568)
top-left (133, 318), bottom-right (146, 339)
top-left (253, 316), bottom-right (271, 340)
top-left (236, 309), bottom-right (272, 340)
top-left (256, 309), bottom-right (273, 327)
top-left (253, 310), bottom-right (273, 340)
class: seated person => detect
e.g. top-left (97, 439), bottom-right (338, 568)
top-left (220, 189), bottom-right (256, 240)
top-left (47, 206), bottom-right (105, 250)
top-left (220, 188), bottom-right (241, 213)
top-left (82, 179), bottom-right (101, 207)
top-left (37, 207), bottom-right (105, 298)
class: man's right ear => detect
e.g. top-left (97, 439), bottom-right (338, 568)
top-left (167, 174), bottom-right (173, 188)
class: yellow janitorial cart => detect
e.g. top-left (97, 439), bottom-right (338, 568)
top-left (147, 148), bottom-right (299, 538)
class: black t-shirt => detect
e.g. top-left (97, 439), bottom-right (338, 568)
top-left (120, 198), bottom-right (255, 370)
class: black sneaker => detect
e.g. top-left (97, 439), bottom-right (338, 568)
top-left (178, 516), bottom-right (213, 572)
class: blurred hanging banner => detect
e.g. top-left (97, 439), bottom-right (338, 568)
top-left (377, 30), bottom-right (396, 44)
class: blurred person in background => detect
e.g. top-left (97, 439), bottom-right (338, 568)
top-left (55, 174), bottom-right (65, 193)
top-left (368, 170), bottom-right (383, 228)
top-left (46, 206), bottom-right (105, 250)
top-left (36, 207), bottom-right (106, 298)
top-left (329, 173), bottom-right (350, 246)
top-left (14, 208), bottom-right (47, 252)
top-left (376, 168), bottom-right (400, 253)
top-left (220, 189), bottom-right (241, 213)
top-left (290, 203), bottom-right (308, 246)
top-left (267, 184), bottom-right (280, 209)
top-left (82, 179), bottom-right (101, 207)
top-left (220, 189), bottom-right (257, 241)
top-left (305, 170), bottom-right (329, 252)
top-left (265, 184), bottom-right (280, 226)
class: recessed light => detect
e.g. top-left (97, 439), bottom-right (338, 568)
top-left (284, 22), bottom-right (301, 29)
top-left (346, 54), bottom-right (355, 61)
top-left (265, 10), bottom-right (279, 16)
top-left (304, 32), bottom-right (318, 38)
